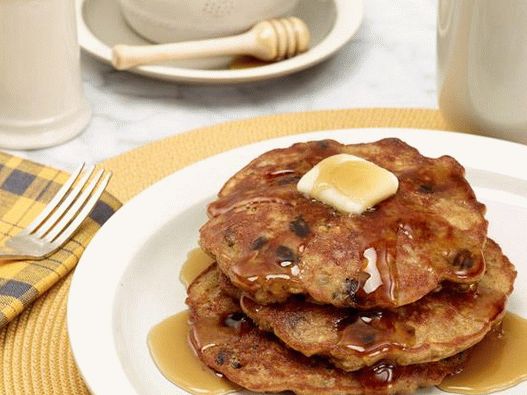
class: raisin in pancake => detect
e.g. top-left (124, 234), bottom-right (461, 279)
top-left (238, 239), bottom-right (515, 372)
top-left (200, 138), bottom-right (488, 308)
top-left (187, 266), bottom-right (467, 395)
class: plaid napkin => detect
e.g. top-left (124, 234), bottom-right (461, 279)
top-left (0, 152), bottom-right (121, 327)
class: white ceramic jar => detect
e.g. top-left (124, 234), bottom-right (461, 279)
top-left (0, 0), bottom-right (91, 149)
top-left (119, 0), bottom-right (300, 43)
top-left (438, 0), bottom-right (527, 143)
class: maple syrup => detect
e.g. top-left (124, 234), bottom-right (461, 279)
top-left (439, 312), bottom-right (527, 394)
top-left (229, 56), bottom-right (271, 69)
top-left (180, 248), bottom-right (214, 288)
top-left (147, 311), bottom-right (238, 395)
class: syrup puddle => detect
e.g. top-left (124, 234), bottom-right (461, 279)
top-left (229, 56), bottom-right (271, 69)
top-left (180, 248), bottom-right (214, 289)
top-left (439, 312), bottom-right (527, 394)
top-left (147, 311), bottom-right (238, 395)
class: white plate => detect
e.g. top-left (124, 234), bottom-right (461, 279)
top-left (76, 0), bottom-right (363, 84)
top-left (68, 128), bottom-right (527, 395)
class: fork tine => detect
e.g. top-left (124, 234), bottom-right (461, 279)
top-left (24, 163), bottom-right (85, 234)
top-left (50, 171), bottom-right (111, 247)
top-left (34, 165), bottom-right (95, 238)
top-left (43, 169), bottom-right (105, 243)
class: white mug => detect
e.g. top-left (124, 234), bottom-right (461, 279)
top-left (0, 0), bottom-right (91, 150)
top-left (437, 0), bottom-right (527, 143)
top-left (119, 0), bottom-right (300, 43)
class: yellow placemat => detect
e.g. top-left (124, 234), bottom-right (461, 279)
top-left (0, 108), bottom-right (458, 394)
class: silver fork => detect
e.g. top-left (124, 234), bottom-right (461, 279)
top-left (0, 164), bottom-right (112, 261)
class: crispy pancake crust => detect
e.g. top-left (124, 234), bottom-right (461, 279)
top-left (186, 266), bottom-right (467, 395)
top-left (200, 139), bottom-right (488, 308)
top-left (238, 239), bottom-right (515, 371)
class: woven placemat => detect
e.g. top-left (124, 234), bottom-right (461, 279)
top-left (0, 108), bottom-right (461, 394)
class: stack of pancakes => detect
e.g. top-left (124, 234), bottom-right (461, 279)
top-left (187, 138), bottom-right (516, 394)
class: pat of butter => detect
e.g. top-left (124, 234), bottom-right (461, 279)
top-left (297, 154), bottom-right (399, 214)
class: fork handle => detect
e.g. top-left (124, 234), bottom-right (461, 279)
top-left (0, 246), bottom-right (29, 261)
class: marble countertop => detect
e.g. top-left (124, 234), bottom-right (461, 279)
top-left (16, 0), bottom-right (437, 170)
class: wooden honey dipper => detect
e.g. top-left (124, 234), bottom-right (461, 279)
top-left (112, 17), bottom-right (310, 70)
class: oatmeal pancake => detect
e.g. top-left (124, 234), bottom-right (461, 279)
top-left (200, 138), bottom-right (488, 308)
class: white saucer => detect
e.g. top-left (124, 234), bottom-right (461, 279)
top-left (76, 0), bottom-right (363, 84)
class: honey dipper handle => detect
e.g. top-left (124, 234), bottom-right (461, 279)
top-left (112, 32), bottom-right (260, 70)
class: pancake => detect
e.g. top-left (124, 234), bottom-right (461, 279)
top-left (187, 265), bottom-right (467, 395)
top-left (200, 138), bottom-right (488, 308)
top-left (238, 239), bottom-right (516, 371)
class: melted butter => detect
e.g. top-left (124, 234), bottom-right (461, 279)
top-left (315, 158), bottom-right (390, 199)
top-left (297, 154), bottom-right (399, 214)
top-left (439, 312), bottom-right (527, 394)
top-left (147, 311), bottom-right (238, 395)
top-left (180, 248), bottom-right (214, 288)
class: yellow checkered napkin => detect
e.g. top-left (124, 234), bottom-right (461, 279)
top-left (0, 152), bottom-right (121, 327)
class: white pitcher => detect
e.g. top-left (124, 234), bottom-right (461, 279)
top-left (437, 0), bottom-right (527, 144)
top-left (0, 0), bottom-right (91, 150)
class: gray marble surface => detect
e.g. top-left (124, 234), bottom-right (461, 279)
top-left (15, 0), bottom-right (437, 171)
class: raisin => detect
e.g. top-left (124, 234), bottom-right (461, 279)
top-left (215, 351), bottom-right (226, 366)
top-left (224, 229), bottom-right (236, 247)
top-left (231, 360), bottom-right (242, 369)
top-left (277, 176), bottom-right (301, 185)
top-left (290, 216), bottom-right (310, 238)
top-left (250, 236), bottom-right (268, 250)
top-left (276, 245), bottom-right (296, 263)
top-left (419, 184), bottom-right (434, 194)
